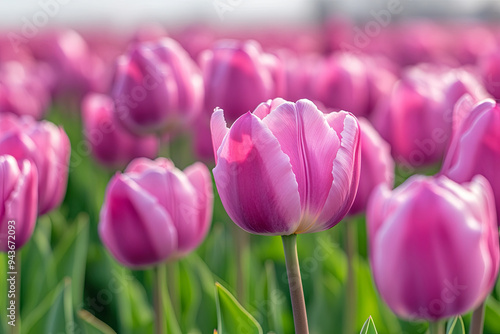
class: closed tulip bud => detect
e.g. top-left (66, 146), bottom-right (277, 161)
top-left (367, 175), bottom-right (499, 320)
top-left (0, 155), bottom-right (38, 251)
top-left (82, 93), bottom-right (159, 169)
top-left (0, 114), bottom-right (70, 215)
top-left (442, 98), bottom-right (500, 226)
top-left (349, 118), bottom-right (394, 215)
top-left (372, 64), bottom-right (489, 167)
top-left (99, 158), bottom-right (213, 268)
top-left (211, 98), bottom-right (360, 235)
top-left (112, 38), bottom-right (203, 135)
top-left (200, 40), bottom-right (283, 124)
top-left (311, 53), bottom-right (369, 117)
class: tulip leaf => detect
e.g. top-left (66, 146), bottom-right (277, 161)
top-left (49, 213), bottom-right (89, 309)
top-left (22, 278), bottom-right (74, 334)
top-left (0, 254), bottom-right (6, 333)
top-left (21, 216), bottom-right (55, 317)
top-left (360, 316), bottom-right (378, 334)
top-left (264, 260), bottom-right (285, 333)
top-left (484, 296), bottom-right (500, 333)
top-left (215, 282), bottom-right (263, 334)
top-left (446, 316), bottom-right (465, 334)
top-left (78, 310), bottom-right (117, 334)
top-left (178, 260), bottom-right (202, 331)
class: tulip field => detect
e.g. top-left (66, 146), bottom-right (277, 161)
top-left (1, 3), bottom-right (500, 334)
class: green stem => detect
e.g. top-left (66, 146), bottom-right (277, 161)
top-left (428, 321), bottom-right (444, 334)
top-left (234, 226), bottom-right (248, 306)
top-left (470, 301), bottom-right (485, 334)
top-left (8, 251), bottom-right (20, 334)
top-left (282, 234), bottom-right (309, 334)
top-left (166, 262), bottom-right (180, 320)
top-left (344, 220), bottom-right (357, 334)
top-left (153, 264), bottom-right (166, 334)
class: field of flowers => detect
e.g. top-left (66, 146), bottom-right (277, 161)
top-left (0, 9), bottom-right (500, 334)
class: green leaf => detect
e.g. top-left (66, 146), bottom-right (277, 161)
top-left (78, 310), bottom-right (117, 334)
top-left (484, 296), bottom-right (500, 333)
top-left (0, 253), bottom-right (7, 333)
top-left (263, 261), bottom-right (284, 334)
top-left (446, 316), bottom-right (465, 334)
top-left (22, 278), bottom-right (74, 334)
top-left (49, 214), bottom-right (89, 308)
top-left (360, 316), bottom-right (378, 334)
top-left (215, 282), bottom-right (263, 334)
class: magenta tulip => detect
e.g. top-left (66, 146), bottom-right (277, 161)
top-left (441, 98), bottom-right (500, 226)
top-left (479, 49), bottom-right (500, 99)
top-left (112, 38), bottom-right (203, 135)
top-left (211, 98), bottom-right (360, 235)
top-left (99, 158), bottom-right (213, 268)
top-left (310, 53), bottom-right (369, 117)
top-left (200, 40), bottom-right (284, 124)
top-left (0, 155), bottom-right (38, 252)
top-left (371, 64), bottom-right (489, 167)
top-left (349, 118), bottom-right (394, 215)
top-left (82, 93), bottom-right (159, 169)
top-left (367, 175), bottom-right (499, 320)
top-left (0, 61), bottom-right (52, 119)
top-left (0, 114), bottom-right (70, 215)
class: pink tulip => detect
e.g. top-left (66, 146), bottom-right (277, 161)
top-left (367, 175), bottom-right (499, 320)
top-left (112, 38), bottom-right (203, 135)
top-left (211, 98), bottom-right (360, 235)
top-left (81, 93), bottom-right (159, 169)
top-left (479, 49), bottom-right (500, 99)
top-left (371, 64), bottom-right (489, 167)
top-left (99, 158), bottom-right (213, 268)
top-left (0, 61), bottom-right (52, 119)
top-left (349, 118), bottom-right (394, 215)
top-left (200, 40), bottom-right (284, 124)
top-left (0, 155), bottom-right (38, 252)
top-left (441, 98), bottom-right (500, 226)
top-left (0, 114), bottom-right (70, 215)
top-left (310, 53), bottom-right (369, 117)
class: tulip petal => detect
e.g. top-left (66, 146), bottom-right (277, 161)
top-left (210, 107), bottom-right (229, 163)
top-left (310, 111), bottom-right (361, 232)
top-left (213, 112), bottom-right (301, 235)
top-left (99, 174), bottom-right (177, 267)
top-left (263, 99), bottom-right (340, 231)
top-left (182, 162), bottom-right (213, 254)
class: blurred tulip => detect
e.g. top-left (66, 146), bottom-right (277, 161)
top-left (82, 93), bottom-right (159, 169)
top-left (479, 49), bottom-right (500, 99)
top-left (0, 114), bottom-right (70, 215)
top-left (441, 98), bottom-right (500, 226)
top-left (200, 39), bottom-right (284, 124)
top-left (367, 175), bottom-right (499, 320)
top-left (29, 29), bottom-right (106, 98)
top-left (371, 64), bottom-right (489, 167)
top-left (112, 38), bottom-right (203, 135)
top-left (311, 53), bottom-right (369, 117)
top-left (349, 118), bottom-right (394, 215)
top-left (0, 155), bottom-right (38, 252)
top-left (0, 61), bottom-right (52, 119)
top-left (211, 98), bottom-right (360, 235)
top-left (99, 158), bottom-right (213, 268)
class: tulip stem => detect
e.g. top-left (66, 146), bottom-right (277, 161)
top-left (8, 252), bottom-right (20, 334)
top-left (282, 234), bottom-right (309, 334)
top-left (470, 301), bottom-right (486, 334)
top-left (428, 321), bottom-right (444, 334)
top-left (234, 226), bottom-right (248, 305)
top-left (344, 220), bottom-right (357, 334)
top-left (153, 264), bottom-right (166, 334)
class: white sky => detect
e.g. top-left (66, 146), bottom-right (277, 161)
top-left (0, 0), bottom-right (497, 30)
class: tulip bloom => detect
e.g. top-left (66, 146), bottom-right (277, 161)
top-left (0, 114), bottom-right (70, 215)
top-left (367, 175), bottom-right (499, 320)
top-left (0, 61), bottom-right (52, 119)
top-left (371, 64), bottom-right (489, 166)
top-left (82, 93), bottom-right (159, 169)
top-left (200, 40), bottom-right (284, 124)
top-left (441, 98), bottom-right (500, 226)
top-left (0, 155), bottom-right (38, 252)
top-left (99, 158), bottom-right (213, 268)
top-left (311, 53), bottom-right (369, 117)
top-left (211, 98), bottom-right (361, 235)
top-left (112, 38), bottom-right (203, 135)
top-left (349, 118), bottom-right (394, 215)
